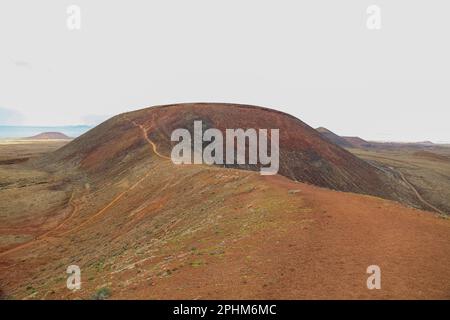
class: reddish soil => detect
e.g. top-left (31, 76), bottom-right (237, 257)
top-left (115, 175), bottom-right (450, 300)
top-left (2, 162), bottom-right (450, 299)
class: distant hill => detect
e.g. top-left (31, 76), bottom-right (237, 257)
top-left (26, 132), bottom-right (71, 140)
top-left (0, 125), bottom-right (91, 139)
top-left (416, 141), bottom-right (435, 146)
top-left (315, 127), bottom-right (373, 149)
top-left (342, 136), bottom-right (372, 148)
top-left (314, 128), bottom-right (439, 150)
top-left (368, 141), bottom-right (436, 150)
top-left (315, 127), bottom-right (353, 148)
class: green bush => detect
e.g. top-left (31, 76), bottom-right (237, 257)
top-left (91, 287), bottom-right (112, 300)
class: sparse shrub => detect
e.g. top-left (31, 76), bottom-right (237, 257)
top-left (91, 287), bottom-right (112, 300)
top-left (190, 259), bottom-right (204, 268)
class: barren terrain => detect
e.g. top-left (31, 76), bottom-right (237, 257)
top-left (0, 139), bottom-right (70, 165)
top-left (1, 104), bottom-right (449, 300)
top-left (349, 147), bottom-right (450, 215)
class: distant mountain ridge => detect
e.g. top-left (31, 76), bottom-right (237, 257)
top-left (315, 127), bottom-right (438, 149)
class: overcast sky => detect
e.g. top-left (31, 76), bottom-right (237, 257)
top-left (0, 1), bottom-right (449, 142)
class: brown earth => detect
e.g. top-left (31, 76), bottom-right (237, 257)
top-left (413, 150), bottom-right (450, 162)
top-left (0, 139), bottom-right (69, 163)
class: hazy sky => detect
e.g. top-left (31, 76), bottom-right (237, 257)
top-left (0, 1), bottom-right (449, 142)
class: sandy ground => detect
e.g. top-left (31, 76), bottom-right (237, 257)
top-left (0, 139), bottom-right (71, 145)
top-left (0, 139), bottom-right (70, 163)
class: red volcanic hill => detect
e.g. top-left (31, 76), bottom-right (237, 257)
top-left (39, 103), bottom-right (419, 208)
top-left (26, 132), bottom-right (71, 140)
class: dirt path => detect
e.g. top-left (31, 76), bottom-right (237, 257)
top-left (45, 118), bottom-right (172, 237)
top-left (57, 169), bottom-right (155, 237)
top-left (125, 116), bottom-right (171, 161)
top-left (397, 171), bottom-right (446, 215)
